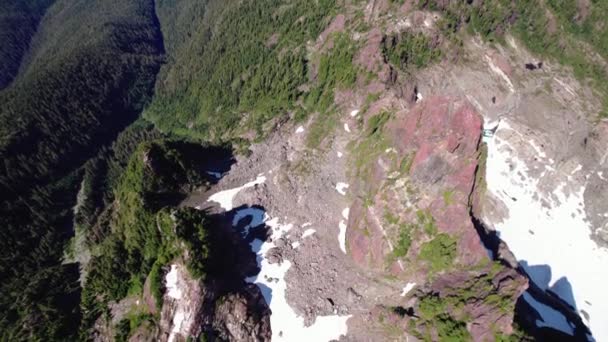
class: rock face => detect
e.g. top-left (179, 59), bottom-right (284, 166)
top-left (158, 264), bottom-right (271, 342)
top-left (346, 94), bottom-right (529, 340)
top-left (348, 96), bottom-right (489, 270)
top-left (211, 285), bottom-right (271, 341)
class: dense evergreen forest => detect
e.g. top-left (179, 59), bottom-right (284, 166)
top-left (1, 0), bottom-right (608, 340)
top-left (0, 0), bottom-right (163, 339)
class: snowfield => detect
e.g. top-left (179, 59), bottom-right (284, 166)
top-left (207, 175), bottom-right (266, 210)
top-left (484, 120), bottom-right (608, 340)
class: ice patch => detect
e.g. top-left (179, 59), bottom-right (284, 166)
top-left (296, 126), bottom-right (305, 134)
top-left (302, 228), bottom-right (316, 238)
top-left (400, 282), bottom-right (416, 297)
top-left (350, 109), bottom-right (359, 117)
top-left (165, 264), bottom-right (181, 299)
top-left (338, 220), bottom-right (347, 254)
top-left (247, 215), bottom-right (350, 341)
top-left (485, 120), bottom-right (608, 340)
top-left (522, 292), bottom-right (574, 335)
top-left (336, 182), bottom-right (349, 195)
top-left (344, 123), bottom-right (351, 133)
top-left (208, 175), bottom-right (266, 210)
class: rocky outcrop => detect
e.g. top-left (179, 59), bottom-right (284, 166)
top-left (211, 285), bottom-right (271, 341)
top-left (346, 94), bottom-right (529, 340)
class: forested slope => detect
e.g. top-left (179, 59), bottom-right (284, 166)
top-left (0, 0), bottom-right (54, 89)
top-left (0, 0), bottom-right (164, 339)
top-left (146, 0), bottom-right (337, 141)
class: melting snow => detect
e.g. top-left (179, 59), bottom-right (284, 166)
top-left (245, 215), bottom-right (350, 341)
top-left (350, 109), bottom-right (359, 117)
top-left (485, 120), bottom-right (608, 340)
top-left (207, 175), bottom-right (266, 210)
top-left (165, 264), bottom-right (182, 299)
top-left (302, 228), bottom-right (316, 238)
top-left (344, 123), bottom-right (351, 133)
top-left (335, 182), bottom-right (349, 195)
top-left (296, 126), bottom-right (305, 134)
top-left (400, 282), bottom-right (416, 297)
top-left (338, 220), bottom-right (347, 254)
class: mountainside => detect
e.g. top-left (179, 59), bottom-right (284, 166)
top-left (0, 0), bottom-right (164, 339)
top-left (0, 0), bottom-right (54, 89)
top-left (1, 0), bottom-right (608, 341)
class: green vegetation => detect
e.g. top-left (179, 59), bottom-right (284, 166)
top-left (393, 224), bottom-right (413, 257)
top-left (351, 111), bottom-right (392, 178)
top-left (306, 33), bottom-right (359, 148)
top-left (419, 233), bottom-right (457, 273)
top-left (416, 296), bottom-right (471, 342)
top-left (416, 210), bottom-right (438, 236)
top-left (413, 263), bottom-right (517, 341)
top-left (382, 31), bottom-right (441, 72)
top-left (115, 313), bottom-right (155, 342)
top-left (79, 140), bottom-right (217, 336)
top-left (148, 0), bottom-right (337, 141)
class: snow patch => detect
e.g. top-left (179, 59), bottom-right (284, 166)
top-left (302, 222), bottom-right (312, 228)
top-left (485, 120), bottom-right (608, 340)
top-left (302, 228), bottom-right (316, 238)
top-left (338, 220), bottom-right (347, 254)
top-left (337, 151), bottom-right (343, 158)
top-left (344, 123), bottom-right (351, 133)
top-left (342, 207), bottom-right (350, 220)
top-left (296, 126), bottom-right (305, 134)
top-left (400, 282), bottom-right (416, 297)
top-left (165, 264), bottom-right (182, 299)
top-left (246, 215), bottom-right (350, 341)
top-left (335, 182), bottom-right (349, 195)
top-left (291, 241), bottom-right (301, 249)
top-left (350, 109), bottom-right (359, 117)
top-left (207, 175), bottom-right (266, 210)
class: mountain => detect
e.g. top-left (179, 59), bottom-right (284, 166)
top-left (1, 0), bottom-right (608, 341)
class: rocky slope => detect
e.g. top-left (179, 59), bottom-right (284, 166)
top-left (172, 5), bottom-right (606, 341)
top-left (77, 1), bottom-right (608, 341)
